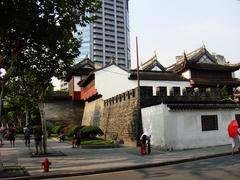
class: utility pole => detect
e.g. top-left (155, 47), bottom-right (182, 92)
top-left (135, 37), bottom-right (142, 145)
top-left (136, 37), bottom-right (140, 91)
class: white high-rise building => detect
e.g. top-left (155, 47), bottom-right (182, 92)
top-left (75, 0), bottom-right (131, 69)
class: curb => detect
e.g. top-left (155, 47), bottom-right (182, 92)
top-left (5, 151), bottom-right (232, 180)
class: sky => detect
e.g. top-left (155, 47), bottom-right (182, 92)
top-left (129, 0), bottom-right (240, 77)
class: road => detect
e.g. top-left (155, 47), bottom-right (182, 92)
top-left (50, 155), bottom-right (240, 180)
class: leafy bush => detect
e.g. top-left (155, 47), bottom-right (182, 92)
top-left (16, 127), bottom-right (23, 134)
top-left (80, 125), bottom-right (104, 139)
top-left (51, 125), bottom-right (64, 134)
top-left (47, 121), bottom-right (54, 132)
top-left (67, 125), bottom-right (84, 137)
top-left (63, 124), bottom-right (76, 135)
top-left (66, 125), bottom-right (78, 137)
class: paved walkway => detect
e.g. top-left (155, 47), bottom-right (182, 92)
top-left (0, 138), bottom-right (234, 179)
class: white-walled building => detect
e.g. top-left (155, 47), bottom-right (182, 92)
top-left (75, 47), bottom-right (240, 150)
top-left (66, 58), bottom-right (95, 101)
top-left (139, 47), bottom-right (240, 150)
top-left (142, 102), bottom-right (240, 150)
top-left (80, 61), bottom-right (190, 100)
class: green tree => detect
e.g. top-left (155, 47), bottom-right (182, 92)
top-left (220, 85), bottom-right (234, 102)
top-left (0, 0), bottom-right (101, 153)
top-left (3, 72), bottom-right (42, 127)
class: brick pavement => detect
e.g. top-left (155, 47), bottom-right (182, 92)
top-left (0, 138), bottom-right (233, 179)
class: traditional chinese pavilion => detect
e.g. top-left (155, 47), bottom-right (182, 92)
top-left (167, 46), bottom-right (240, 94)
top-left (66, 57), bottom-right (95, 101)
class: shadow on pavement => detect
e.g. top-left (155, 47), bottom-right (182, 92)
top-left (0, 166), bottom-right (30, 179)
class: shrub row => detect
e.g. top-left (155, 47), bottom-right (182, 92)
top-left (49, 124), bottom-right (104, 139)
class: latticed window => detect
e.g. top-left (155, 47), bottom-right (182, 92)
top-left (156, 86), bottom-right (167, 96)
top-left (170, 87), bottom-right (180, 96)
top-left (201, 115), bottom-right (218, 131)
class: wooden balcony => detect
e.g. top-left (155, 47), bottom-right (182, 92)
top-left (80, 80), bottom-right (97, 101)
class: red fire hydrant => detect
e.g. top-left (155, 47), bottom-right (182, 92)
top-left (42, 158), bottom-right (51, 172)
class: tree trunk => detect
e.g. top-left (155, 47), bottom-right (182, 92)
top-left (25, 104), bottom-right (29, 126)
top-left (38, 102), bottom-right (47, 154)
top-left (0, 85), bottom-right (4, 122)
top-left (17, 115), bottom-right (22, 127)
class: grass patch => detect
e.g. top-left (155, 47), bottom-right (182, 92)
top-left (16, 134), bottom-right (24, 139)
top-left (50, 133), bottom-right (59, 138)
top-left (52, 135), bottom-right (113, 145)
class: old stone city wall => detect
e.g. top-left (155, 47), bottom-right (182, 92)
top-left (82, 88), bottom-right (141, 146)
top-left (44, 95), bottom-right (84, 125)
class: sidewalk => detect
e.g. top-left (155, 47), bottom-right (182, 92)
top-left (0, 138), bottom-right (233, 179)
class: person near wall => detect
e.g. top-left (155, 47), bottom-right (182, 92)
top-left (0, 123), bottom-right (5, 145)
top-left (33, 126), bottom-right (43, 155)
top-left (76, 130), bottom-right (81, 148)
top-left (59, 130), bottom-right (65, 142)
top-left (72, 132), bottom-right (77, 148)
top-left (23, 124), bottom-right (31, 147)
top-left (231, 127), bottom-right (240, 156)
top-left (7, 123), bottom-right (16, 148)
top-left (140, 132), bottom-right (151, 155)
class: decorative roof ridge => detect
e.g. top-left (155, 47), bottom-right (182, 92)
top-left (175, 47), bottom-right (205, 62)
top-left (141, 53), bottom-right (157, 67)
top-left (222, 62), bottom-right (240, 67)
top-left (94, 61), bottom-right (129, 73)
top-left (140, 53), bottom-right (166, 71)
top-left (74, 57), bottom-right (95, 69)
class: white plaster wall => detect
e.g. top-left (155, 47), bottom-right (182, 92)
top-left (74, 76), bottom-right (81, 91)
top-left (141, 104), bottom-right (165, 147)
top-left (95, 65), bottom-right (135, 100)
top-left (95, 64), bottom-right (190, 99)
top-left (142, 104), bottom-right (240, 150)
top-left (182, 70), bottom-right (191, 79)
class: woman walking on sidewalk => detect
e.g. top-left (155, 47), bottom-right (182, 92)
top-left (7, 123), bottom-right (16, 147)
top-left (231, 127), bottom-right (240, 155)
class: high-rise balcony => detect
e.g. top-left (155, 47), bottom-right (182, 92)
top-left (93, 40), bottom-right (103, 45)
top-left (105, 41), bottom-right (115, 47)
top-left (93, 28), bottom-right (103, 34)
top-left (105, 47), bottom-right (115, 52)
top-left (93, 51), bottom-right (103, 56)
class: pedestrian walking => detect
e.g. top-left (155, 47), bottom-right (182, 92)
top-left (231, 127), bottom-right (240, 155)
top-left (72, 132), bottom-right (77, 148)
top-left (23, 124), bottom-right (31, 147)
top-left (228, 119), bottom-right (240, 155)
top-left (0, 123), bottom-right (5, 145)
top-left (58, 130), bottom-right (65, 142)
top-left (33, 126), bottom-right (43, 155)
top-left (76, 130), bottom-right (81, 148)
top-left (7, 123), bottom-right (16, 147)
